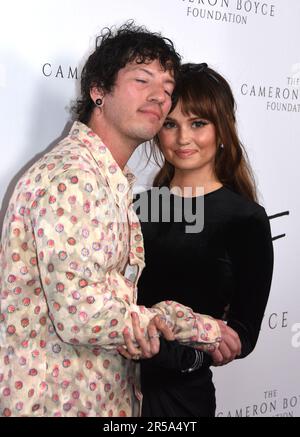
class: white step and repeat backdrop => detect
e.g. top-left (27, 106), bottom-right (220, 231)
top-left (1, 0), bottom-right (299, 417)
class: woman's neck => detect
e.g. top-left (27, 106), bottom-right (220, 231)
top-left (170, 168), bottom-right (222, 197)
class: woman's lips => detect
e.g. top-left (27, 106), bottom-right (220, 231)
top-left (175, 149), bottom-right (198, 158)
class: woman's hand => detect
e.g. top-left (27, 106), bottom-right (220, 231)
top-left (117, 312), bottom-right (175, 361)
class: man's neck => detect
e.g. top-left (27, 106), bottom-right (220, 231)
top-left (87, 118), bottom-right (138, 171)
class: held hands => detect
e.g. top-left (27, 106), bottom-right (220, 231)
top-left (117, 312), bottom-right (175, 361)
top-left (209, 320), bottom-right (241, 366)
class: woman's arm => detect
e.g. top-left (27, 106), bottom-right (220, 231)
top-left (226, 206), bottom-right (274, 358)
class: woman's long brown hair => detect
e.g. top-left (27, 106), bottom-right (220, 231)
top-left (152, 63), bottom-right (257, 202)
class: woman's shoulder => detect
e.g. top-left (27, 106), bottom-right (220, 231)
top-left (219, 187), bottom-right (269, 227)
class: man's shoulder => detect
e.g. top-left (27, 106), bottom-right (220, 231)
top-left (15, 135), bottom-right (104, 197)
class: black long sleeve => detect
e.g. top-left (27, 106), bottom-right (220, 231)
top-left (135, 186), bottom-right (274, 417)
top-left (226, 208), bottom-right (273, 357)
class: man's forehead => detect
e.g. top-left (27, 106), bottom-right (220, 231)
top-left (124, 59), bottom-right (175, 78)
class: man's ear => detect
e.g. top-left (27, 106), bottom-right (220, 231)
top-left (90, 86), bottom-right (105, 104)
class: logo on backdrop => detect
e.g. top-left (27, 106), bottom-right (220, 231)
top-left (240, 72), bottom-right (300, 113)
top-left (269, 211), bottom-right (289, 241)
top-left (42, 63), bottom-right (79, 80)
top-left (265, 311), bottom-right (300, 349)
top-left (180, 0), bottom-right (276, 25)
top-left (216, 389), bottom-right (300, 417)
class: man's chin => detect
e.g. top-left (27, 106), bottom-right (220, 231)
top-left (136, 128), bottom-right (160, 143)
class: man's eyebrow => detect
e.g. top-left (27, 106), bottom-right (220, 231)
top-left (132, 67), bottom-right (175, 85)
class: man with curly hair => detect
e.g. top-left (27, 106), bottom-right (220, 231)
top-left (0, 22), bottom-right (222, 417)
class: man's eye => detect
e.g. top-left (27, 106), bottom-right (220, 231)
top-left (136, 79), bottom-right (147, 83)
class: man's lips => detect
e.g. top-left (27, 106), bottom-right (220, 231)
top-left (139, 109), bottom-right (161, 121)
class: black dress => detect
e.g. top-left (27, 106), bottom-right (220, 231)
top-left (134, 186), bottom-right (274, 417)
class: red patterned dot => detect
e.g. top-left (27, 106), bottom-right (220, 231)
top-left (53, 302), bottom-right (61, 312)
top-left (34, 306), bottom-right (41, 315)
top-left (49, 195), bottom-right (56, 204)
top-left (40, 340), bottom-right (46, 349)
top-left (79, 279), bottom-right (88, 288)
top-left (85, 360), bottom-right (93, 370)
top-left (21, 243), bottom-right (28, 251)
top-left (110, 319), bottom-right (118, 327)
top-left (86, 296), bottom-right (95, 304)
top-left (7, 305), bottom-right (16, 313)
top-left (39, 317), bottom-right (46, 326)
top-left (23, 298), bottom-right (31, 306)
top-left (34, 287), bottom-right (42, 296)
top-left (57, 323), bottom-right (64, 331)
top-left (30, 330), bottom-right (37, 339)
top-left (68, 306), bottom-right (77, 314)
top-left (3, 408), bottom-right (12, 417)
top-left (7, 325), bottom-right (16, 335)
top-left (104, 384), bottom-right (111, 392)
top-left (13, 228), bottom-right (21, 237)
top-left (103, 360), bottom-right (110, 369)
top-left (89, 383), bottom-right (97, 391)
top-left (63, 359), bottom-right (71, 368)
top-left (56, 283), bottom-right (65, 293)
top-left (66, 272), bottom-right (75, 280)
top-left (30, 257), bottom-right (37, 266)
top-left (21, 318), bottom-right (29, 328)
top-left (58, 183), bottom-right (66, 193)
top-left (3, 387), bottom-right (11, 396)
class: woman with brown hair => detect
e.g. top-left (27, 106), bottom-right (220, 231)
top-left (127, 63), bottom-right (274, 417)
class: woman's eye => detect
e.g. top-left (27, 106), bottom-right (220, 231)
top-left (136, 79), bottom-right (147, 83)
top-left (163, 121), bottom-right (176, 129)
top-left (165, 90), bottom-right (171, 97)
top-left (192, 120), bottom-right (208, 128)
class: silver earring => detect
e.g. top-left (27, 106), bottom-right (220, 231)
top-left (95, 98), bottom-right (103, 107)
top-left (220, 144), bottom-right (224, 149)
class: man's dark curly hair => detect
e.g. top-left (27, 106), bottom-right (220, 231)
top-left (72, 21), bottom-right (181, 124)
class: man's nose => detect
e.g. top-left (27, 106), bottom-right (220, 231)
top-left (148, 84), bottom-right (166, 104)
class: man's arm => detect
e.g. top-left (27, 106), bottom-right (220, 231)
top-left (34, 169), bottom-right (221, 350)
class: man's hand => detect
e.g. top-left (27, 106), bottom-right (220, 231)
top-left (117, 312), bottom-right (175, 360)
top-left (210, 320), bottom-right (241, 366)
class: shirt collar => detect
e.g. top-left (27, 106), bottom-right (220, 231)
top-left (69, 121), bottom-right (136, 206)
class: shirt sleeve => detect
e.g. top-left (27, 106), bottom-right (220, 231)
top-left (34, 169), bottom-right (221, 351)
top-left (226, 207), bottom-right (274, 358)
